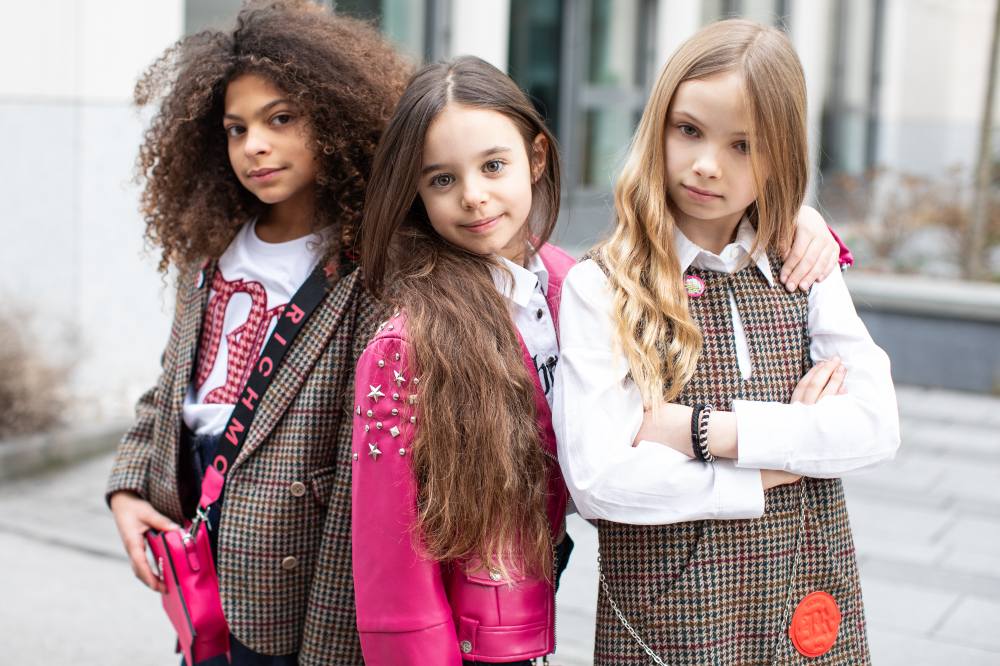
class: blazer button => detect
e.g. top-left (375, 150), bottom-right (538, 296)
top-left (281, 556), bottom-right (298, 571)
top-left (460, 640), bottom-right (472, 654)
top-left (289, 481), bottom-right (307, 497)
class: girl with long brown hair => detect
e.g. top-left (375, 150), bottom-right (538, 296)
top-left (555, 19), bottom-right (899, 664)
top-left (350, 55), bottom-right (573, 665)
top-left (105, 2), bottom-right (408, 663)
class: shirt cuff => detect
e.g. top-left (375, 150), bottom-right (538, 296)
top-left (732, 399), bottom-right (797, 471)
top-left (712, 460), bottom-right (765, 519)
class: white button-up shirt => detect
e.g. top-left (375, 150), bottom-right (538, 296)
top-left (553, 220), bottom-right (900, 525)
top-left (492, 252), bottom-right (560, 407)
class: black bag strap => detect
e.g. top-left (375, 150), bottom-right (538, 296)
top-left (192, 264), bottom-right (329, 523)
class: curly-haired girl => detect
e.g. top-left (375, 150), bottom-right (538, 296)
top-left (105, 2), bottom-right (409, 664)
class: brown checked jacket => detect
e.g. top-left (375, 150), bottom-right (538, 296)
top-left (106, 261), bottom-right (385, 664)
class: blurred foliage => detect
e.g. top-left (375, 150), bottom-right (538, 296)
top-left (0, 312), bottom-right (70, 439)
top-left (818, 166), bottom-right (1000, 280)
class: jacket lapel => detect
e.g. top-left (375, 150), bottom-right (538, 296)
top-left (232, 269), bottom-right (361, 470)
top-left (169, 260), bottom-right (214, 439)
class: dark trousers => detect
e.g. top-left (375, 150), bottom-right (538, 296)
top-left (184, 428), bottom-right (298, 666)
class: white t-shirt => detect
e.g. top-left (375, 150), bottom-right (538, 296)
top-left (182, 220), bottom-right (325, 436)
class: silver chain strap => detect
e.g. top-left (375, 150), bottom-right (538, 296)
top-left (596, 552), bottom-right (669, 666)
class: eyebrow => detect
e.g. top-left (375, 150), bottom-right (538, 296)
top-left (421, 146), bottom-right (512, 175)
top-left (671, 109), bottom-right (747, 137)
top-left (223, 98), bottom-right (291, 121)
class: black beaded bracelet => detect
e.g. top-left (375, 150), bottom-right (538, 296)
top-left (690, 403), bottom-right (707, 462)
top-left (698, 404), bottom-right (716, 462)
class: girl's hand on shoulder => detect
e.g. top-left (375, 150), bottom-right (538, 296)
top-left (110, 490), bottom-right (180, 593)
top-left (790, 357), bottom-right (847, 405)
top-left (782, 205), bottom-right (840, 293)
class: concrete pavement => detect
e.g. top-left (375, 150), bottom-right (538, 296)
top-left (2, 384), bottom-right (998, 665)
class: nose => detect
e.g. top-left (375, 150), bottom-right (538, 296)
top-left (460, 178), bottom-right (489, 211)
top-left (243, 127), bottom-right (271, 158)
top-left (692, 147), bottom-right (721, 179)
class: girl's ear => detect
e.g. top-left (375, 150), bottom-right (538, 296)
top-left (530, 133), bottom-right (548, 183)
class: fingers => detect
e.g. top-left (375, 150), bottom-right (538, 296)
top-left (125, 532), bottom-right (164, 592)
top-left (791, 358), bottom-right (842, 405)
top-left (814, 241), bottom-right (840, 284)
top-left (798, 238), bottom-right (840, 290)
top-left (780, 231), bottom-right (811, 290)
top-left (782, 237), bottom-right (822, 292)
top-left (139, 503), bottom-right (181, 534)
top-left (110, 493), bottom-right (178, 592)
top-left (819, 363), bottom-right (847, 399)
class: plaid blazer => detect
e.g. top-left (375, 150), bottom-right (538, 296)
top-left (106, 260), bottom-right (385, 663)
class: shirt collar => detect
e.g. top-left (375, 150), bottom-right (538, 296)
top-left (491, 252), bottom-right (548, 307)
top-left (672, 217), bottom-right (775, 286)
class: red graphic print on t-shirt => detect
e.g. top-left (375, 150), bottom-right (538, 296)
top-left (194, 270), bottom-right (286, 404)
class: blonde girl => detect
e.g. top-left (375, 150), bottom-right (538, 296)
top-left (555, 19), bottom-right (899, 665)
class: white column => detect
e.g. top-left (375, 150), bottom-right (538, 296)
top-left (788, 0), bottom-right (833, 202)
top-left (450, 0), bottom-right (511, 72)
top-left (656, 0), bottom-right (703, 72)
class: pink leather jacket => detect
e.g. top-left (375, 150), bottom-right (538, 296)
top-left (351, 244), bottom-right (575, 665)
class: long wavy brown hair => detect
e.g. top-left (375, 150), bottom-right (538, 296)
top-left (361, 56), bottom-right (561, 580)
top-left (602, 19), bottom-right (808, 405)
top-left (134, 0), bottom-right (410, 272)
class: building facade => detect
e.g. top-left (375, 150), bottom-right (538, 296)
top-left (2, 0), bottom-right (995, 418)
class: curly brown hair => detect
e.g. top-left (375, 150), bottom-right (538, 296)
top-left (135, 0), bottom-right (411, 272)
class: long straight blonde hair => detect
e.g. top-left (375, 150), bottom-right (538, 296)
top-left (602, 19), bottom-right (809, 405)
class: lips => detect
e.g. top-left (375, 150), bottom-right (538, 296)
top-left (461, 215), bottom-right (502, 233)
top-left (681, 184), bottom-right (723, 203)
top-left (248, 167), bottom-right (285, 180)
top-left (684, 184), bottom-right (720, 198)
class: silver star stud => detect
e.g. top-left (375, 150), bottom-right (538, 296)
top-left (368, 443), bottom-right (382, 461)
top-left (393, 370), bottom-right (406, 386)
top-left (368, 385), bottom-right (385, 401)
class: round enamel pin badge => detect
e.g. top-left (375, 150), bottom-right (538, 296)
top-left (684, 274), bottom-right (706, 298)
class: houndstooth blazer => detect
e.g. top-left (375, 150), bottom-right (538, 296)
top-left (106, 260), bottom-right (385, 663)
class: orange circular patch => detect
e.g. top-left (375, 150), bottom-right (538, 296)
top-left (789, 591), bottom-right (841, 658)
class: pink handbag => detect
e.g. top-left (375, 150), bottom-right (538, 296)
top-left (147, 506), bottom-right (230, 666)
